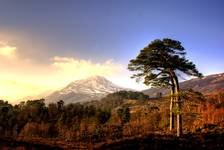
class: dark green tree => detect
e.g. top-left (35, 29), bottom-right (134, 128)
top-left (117, 106), bottom-right (130, 124)
top-left (96, 109), bottom-right (111, 124)
top-left (24, 99), bottom-right (47, 122)
top-left (128, 38), bottom-right (202, 136)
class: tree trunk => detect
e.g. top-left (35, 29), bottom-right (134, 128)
top-left (169, 86), bottom-right (175, 131)
top-left (173, 74), bottom-right (182, 137)
top-left (169, 70), bottom-right (182, 137)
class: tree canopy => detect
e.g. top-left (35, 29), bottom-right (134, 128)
top-left (128, 38), bottom-right (202, 87)
top-left (128, 38), bottom-right (203, 137)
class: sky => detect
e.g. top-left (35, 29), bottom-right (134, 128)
top-left (0, 0), bottom-right (223, 103)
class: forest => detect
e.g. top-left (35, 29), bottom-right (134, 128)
top-left (0, 90), bottom-right (224, 149)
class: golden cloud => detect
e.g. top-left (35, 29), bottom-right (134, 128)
top-left (0, 41), bottom-right (147, 103)
top-left (51, 56), bottom-right (123, 80)
top-left (0, 41), bottom-right (16, 59)
top-left (0, 49), bottom-right (125, 102)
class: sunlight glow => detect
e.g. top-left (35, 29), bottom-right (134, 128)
top-left (0, 42), bottom-right (16, 59)
top-left (0, 46), bottom-right (140, 103)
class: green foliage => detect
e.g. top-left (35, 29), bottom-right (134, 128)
top-left (0, 98), bottom-right (114, 138)
top-left (0, 90), bottom-right (223, 144)
top-left (23, 99), bottom-right (48, 122)
top-left (100, 91), bottom-right (149, 109)
top-left (105, 91), bottom-right (149, 101)
top-left (128, 38), bottom-right (202, 87)
top-left (117, 106), bottom-right (130, 123)
top-left (96, 109), bottom-right (111, 124)
top-left (128, 38), bottom-right (203, 137)
top-left (0, 101), bottom-right (18, 135)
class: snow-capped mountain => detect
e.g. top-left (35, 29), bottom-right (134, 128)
top-left (45, 76), bottom-right (127, 104)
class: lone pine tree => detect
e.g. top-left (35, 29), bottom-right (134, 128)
top-left (128, 38), bottom-right (202, 137)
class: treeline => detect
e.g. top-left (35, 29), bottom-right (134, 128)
top-left (0, 90), bottom-right (223, 145)
top-left (0, 91), bottom-right (148, 143)
top-left (0, 99), bottom-right (115, 141)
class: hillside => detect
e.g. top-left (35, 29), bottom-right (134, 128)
top-left (1, 89), bottom-right (223, 150)
top-left (143, 73), bottom-right (224, 97)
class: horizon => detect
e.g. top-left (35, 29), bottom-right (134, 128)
top-left (0, 0), bottom-right (224, 103)
top-left (4, 72), bottom-right (224, 105)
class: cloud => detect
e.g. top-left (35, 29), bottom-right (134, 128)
top-left (0, 41), bottom-right (17, 59)
top-left (0, 48), bottom-right (126, 102)
top-left (51, 56), bottom-right (148, 91)
top-left (51, 56), bottom-right (123, 80)
top-left (0, 41), bottom-right (147, 103)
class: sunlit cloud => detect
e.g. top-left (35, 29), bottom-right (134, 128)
top-left (0, 41), bottom-right (16, 59)
top-left (0, 47), bottom-right (129, 103)
top-left (0, 39), bottom-right (148, 104)
top-left (51, 56), bottom-right (148, 91)
top-left (51, 56), bottom-right (123, 80)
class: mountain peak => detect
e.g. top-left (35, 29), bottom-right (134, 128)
top-left (70, 75), bottom-right (114, 88)
top-left (45, 75), bottom-right (127, 104)
top-left (77, 75), bottom-right (108, 83)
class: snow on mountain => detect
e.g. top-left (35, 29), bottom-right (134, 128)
top-left (45, 76), bottom-right (127, 104)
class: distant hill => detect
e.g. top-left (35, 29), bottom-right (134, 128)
top-left (143, 73), bottom-right (224, 97)
top-left (45, 76), bottom-right (128, 104)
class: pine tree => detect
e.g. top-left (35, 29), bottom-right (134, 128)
top-left (128, 38), bottom-right (202, 136)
